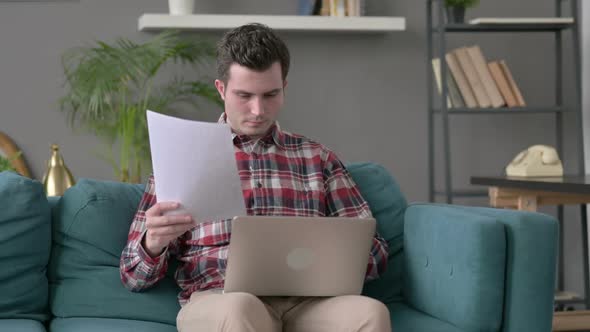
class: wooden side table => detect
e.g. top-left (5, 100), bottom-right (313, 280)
top-left (471, 175), bottom-right (590, 331)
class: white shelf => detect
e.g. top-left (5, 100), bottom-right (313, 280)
top-left (138, 14), bottom-right (406, 33)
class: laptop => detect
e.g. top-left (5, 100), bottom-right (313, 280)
top-left (223, 216), bottom-right (376, 297)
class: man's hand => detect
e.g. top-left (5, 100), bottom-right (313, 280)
top-left (142, 202), bottom-right (195, 258)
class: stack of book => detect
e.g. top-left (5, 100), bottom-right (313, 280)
top-left (298, 0), bottom-right (366, 17)
top-left (432, 45), bottom-right (526, 109)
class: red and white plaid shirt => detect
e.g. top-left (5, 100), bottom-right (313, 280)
top-left (120, 114), bottom-right (388, 305)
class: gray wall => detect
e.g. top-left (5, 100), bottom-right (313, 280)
top-left (582, 0), bottom-right (590, 307)
top-left (0, 1), bottom-right (586, 297)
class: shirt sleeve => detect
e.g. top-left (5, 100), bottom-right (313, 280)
top-left (323, 152), bottom-right (389, 282)
top-left (119, 175), bottom-right (173, 291)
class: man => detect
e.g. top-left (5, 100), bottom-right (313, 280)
top-left (120, 23), bottom-right (391, 332)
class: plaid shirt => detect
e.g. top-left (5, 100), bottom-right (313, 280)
top-left (120, 114), bottom-right (388, 305)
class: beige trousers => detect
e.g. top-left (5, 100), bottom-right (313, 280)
top-left (176, 290), bottom-right (391, 332)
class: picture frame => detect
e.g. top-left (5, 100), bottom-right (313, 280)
top-left (0, 132), bottom-right (31, 178)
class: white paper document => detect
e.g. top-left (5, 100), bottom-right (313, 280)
top-left (146, 110), bottom-right (246, 222)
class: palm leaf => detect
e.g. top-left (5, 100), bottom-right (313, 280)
top-left (59, 31), bottom-right (220, 182)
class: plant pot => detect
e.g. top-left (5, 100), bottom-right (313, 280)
top-left (445, 6), bottom-right (466, 24)
top-left (169, 0), bottom-right (195, 15)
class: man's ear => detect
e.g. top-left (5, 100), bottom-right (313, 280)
top-left (283, 80), bottom-right (288, 91)
top-left (214, 79), bottom-right (226, 100)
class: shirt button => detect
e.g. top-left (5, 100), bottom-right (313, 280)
top-left (257, 182), bottom-right (262, 188)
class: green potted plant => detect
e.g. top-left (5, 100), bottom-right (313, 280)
top-left (0, 151), bottom-right (21, 173)
top-left (444, 0), bottom-right (479, 23)
top-left (60, 31), bottom-right (221, 183)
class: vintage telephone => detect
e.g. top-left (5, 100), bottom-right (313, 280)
top-left (506, 145), bottom-right (563, 177)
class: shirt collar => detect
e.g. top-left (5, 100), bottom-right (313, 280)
top-left (217, 112), bottom-right (285, 148)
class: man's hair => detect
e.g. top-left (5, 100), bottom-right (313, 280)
top-left (216, 23), bottom-right (291, 83)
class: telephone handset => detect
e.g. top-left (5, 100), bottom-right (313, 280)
top-left (506, 145), bottom-right (563, 177)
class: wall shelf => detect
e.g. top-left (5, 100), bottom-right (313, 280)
top-left (432, 106), bottom-right (568, 114)
top-left (138, 14), bottom-right (406, 33)
top-left (433, 22), bottom-right (574, 33)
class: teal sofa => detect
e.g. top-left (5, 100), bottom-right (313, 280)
top-left (0, 162), bottom-right (558, 332)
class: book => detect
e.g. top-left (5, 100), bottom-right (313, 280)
top-left (431, 58), bottom-right (453, 108)
top-left (346, 0), bottom-right (364, 16)
top-left (346, 0), bottom-right (357, 16)
top-left (488, 61), bottom-right (518, 107)
top-left (469, 17), bottom-right (574, 25)
top-left (453, 47), bottom-right (491, 108)
top-left (445, 52), bottom-right (477, 108)
top-left (358, 0), bottom-right (366, 16)
top-left (320, 0), bottom-right (331, 16)
top-left (499, 60), bottom-right (526, 106)
top-left (330, 0), bottom-right (346, 17)
top-left (298, 0), bottom-right (319, 15)
top-left (466, 45), bottom-right (505, 108)
top-left (447, 67), bottom-right (465, 108)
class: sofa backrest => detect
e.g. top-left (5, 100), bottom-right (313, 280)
top-left (346, 163), bottom-right (407, 303)
top-left (48, 178), bottom-right (180, 326)
top-left (0, 171), bottom-right (51, 322)
top-left (47, 162), bottom-right (407, 325)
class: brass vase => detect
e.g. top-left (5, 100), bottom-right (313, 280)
top-left (42, 144), bottom-right (75, 196)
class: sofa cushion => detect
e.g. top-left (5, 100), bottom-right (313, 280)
top-left (403, 204), bottom-right (506, 332)
top-left (0, 319), bottom-right (47, 332)
top-left (454, 205), bottom-right (557, 332)
top-left (388, 303), bottom-right (463, 332)
top-left (50, 317), bottom-right (176, 332)
top-left (48, 179), bottom-right (180, 326)
top-left (346, 163), bottom-right (407, 303)
top-left (0, 172), bottom-right (51, 321)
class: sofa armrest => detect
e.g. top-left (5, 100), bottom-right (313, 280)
top-left (403, 203), bottom-right (557, 332)
top-left (453, 205), bottom-right (558, 332)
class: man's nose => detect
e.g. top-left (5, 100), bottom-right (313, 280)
top-left (250, 98), bottom-right (265, 116)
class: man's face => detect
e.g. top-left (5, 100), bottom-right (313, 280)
top-left (215, 62), bottom-right (286, 139)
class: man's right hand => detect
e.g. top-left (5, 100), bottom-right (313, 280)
top-left (142, 202), bottom-right (195, 258)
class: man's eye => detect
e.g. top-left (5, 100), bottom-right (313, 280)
top-left (238, 93), bottom-right (250, 98)
top-left (265, 92), bottom-right (279, 97)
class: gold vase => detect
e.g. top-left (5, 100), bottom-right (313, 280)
top-left (42, 144), bottom-right (75, 196)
